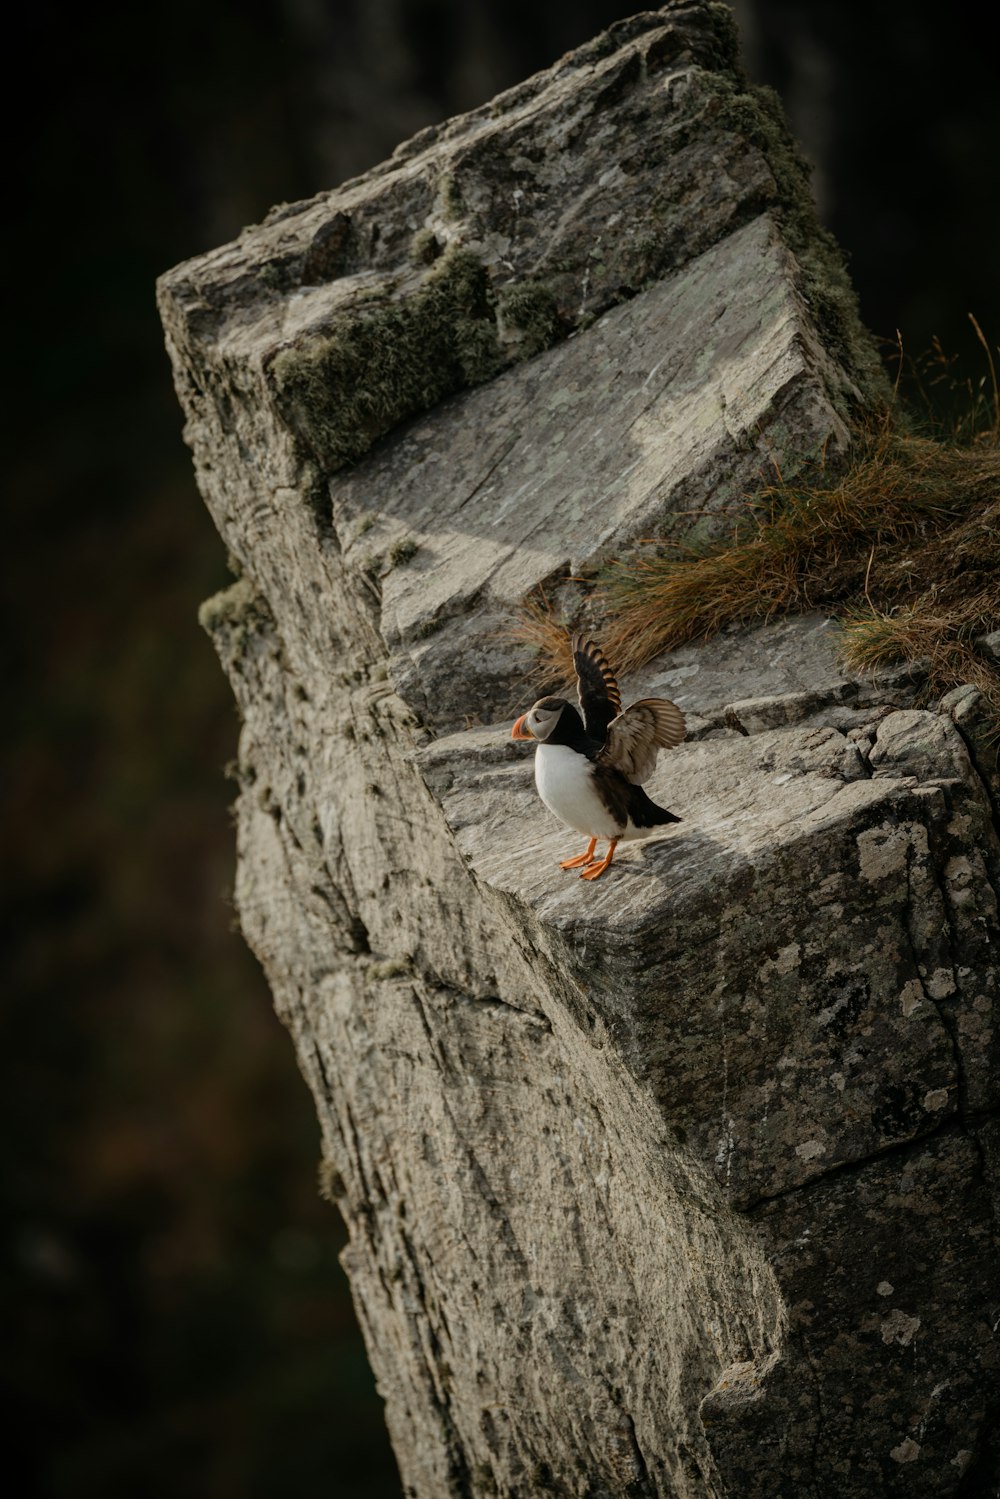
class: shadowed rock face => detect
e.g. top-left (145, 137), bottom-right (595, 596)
top-left (159, 4), bottom-right (998, 1494)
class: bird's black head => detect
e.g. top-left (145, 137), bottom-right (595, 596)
top-left (511, 696), bottom-right (589, 749)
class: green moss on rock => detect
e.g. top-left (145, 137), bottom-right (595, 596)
top-left (410, 227), bottom-right (441, 265)
top-left (497, 281), bottom-right (567, 360)
top-left (198, 577), bottom-right (264, 639)
top-left (270, 247), bottom-right (572, 472)
top-left (368, 957), bottom-right (413, 980)
top-left (198, 579), bottom-right (282, 683)
top-left (388, 536), bottom-right (419, 567)
top-left (436, 172), bottom-right (464, 219)
top-left (270, 245), bottom-right (504, 470)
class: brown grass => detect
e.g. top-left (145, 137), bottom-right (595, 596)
top-left (508, 589), bottom-right (577, 689)
top-left (514, 330), bottom-right (1000, 718)
top-left (600, 418), bottom-right (999, 674)
top-left (838, 596), bottom-right (1000, 723)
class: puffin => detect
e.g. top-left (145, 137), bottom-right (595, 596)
top-left (511, 634), bottom-right (685, 880)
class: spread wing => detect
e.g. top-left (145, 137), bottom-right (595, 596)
top-left (572, 635), bottom-right (622, 741)
top-left (599, 698), bottom-right (686, 784)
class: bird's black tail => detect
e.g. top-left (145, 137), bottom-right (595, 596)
top-left (629, 785), bottom-right (681, 828)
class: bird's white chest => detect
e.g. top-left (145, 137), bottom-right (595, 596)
top-left (534, 744), bottom-right (622, 838)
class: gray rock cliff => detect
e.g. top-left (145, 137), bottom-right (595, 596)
top-left (159, 4), bottom-right (999, 1493)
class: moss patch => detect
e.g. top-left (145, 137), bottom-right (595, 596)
top-left (270, 245), bottom-right (570, 472)
top-left (368, 957), bottom-right (412, 980)
top-left (270, 246), bottom-right (499, 469)
top-left (497, 281), bottom-right (568, 359)
top-left (198, 579), bottom-right (285, 690)
top-left (410, 227), bottom-right (441, 265)
top-left (436, 172), bottom-right (464, 219)
top-left (198, 577), bottom-right (273, 645)
top-left (387, 536), bottom-right (419, 568)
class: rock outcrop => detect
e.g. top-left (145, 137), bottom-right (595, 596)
top-left (159, 4), bottom-right (999, 1494)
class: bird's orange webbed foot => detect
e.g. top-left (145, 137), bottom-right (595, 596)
top-left (559, 838), bottom-right (598, 870)
top-left (579, 838), bottom-right (618, 880)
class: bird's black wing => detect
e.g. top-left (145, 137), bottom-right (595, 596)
top-left (571, 635), bottom-right (622, 742)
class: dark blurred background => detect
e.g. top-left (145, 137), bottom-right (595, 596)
top-left (4, 2), bottom-right (997, 1495)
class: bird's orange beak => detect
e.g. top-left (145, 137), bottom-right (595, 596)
top-left (511, 713), bottom-right (533, 741)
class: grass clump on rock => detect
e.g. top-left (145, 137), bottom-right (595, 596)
top-left (515, 331), bottom-right (1000, 722)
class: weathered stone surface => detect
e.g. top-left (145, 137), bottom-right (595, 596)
top-left (705, 1129), bottom-right (998, 1495)
top-left (332, 213), bottom-right (860, 725)
top-left (160, 4), bottom-right (998, 1494)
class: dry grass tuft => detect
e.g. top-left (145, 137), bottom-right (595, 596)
top-left (513, 329), bottom-right (1000, 721)
top-left (599, 416), bottom-right (999, 675)
top-left (507, 589), bottom-right (577, 691)
top-left (839, 594), bottom-right (1000, 723)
